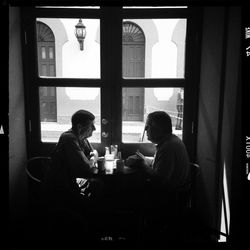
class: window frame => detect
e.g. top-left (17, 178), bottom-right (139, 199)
top-left (21, 6), bottom-right (202, 161)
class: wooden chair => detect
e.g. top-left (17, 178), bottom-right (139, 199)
top-left (140, 162), bottom-right (201, 245)
top-left (173, 162), bottom-right (200, 243)
top-left (25, 157), bottom-right (52, 238)
top-left (188, 162), bottom-right (200, 209)
top-left (25, 157), bottom-right (51, 208)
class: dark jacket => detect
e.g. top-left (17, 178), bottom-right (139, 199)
top-left (43, 129), bottom-right (95, 203)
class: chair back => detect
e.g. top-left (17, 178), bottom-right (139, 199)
top-left (188, 162), bottom-right (200, 208)
top-left (26, 157), bottom-right (51, 182)
top-left (26, 157), bottom-right (51, 201)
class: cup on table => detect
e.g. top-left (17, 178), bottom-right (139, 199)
top-left (104, 154), bottom-right (115, 174)
top-left (105, 160), bottom-right (114, 174)
top-left (97, 157), bottom-right (105, 173)
top-left (104, 154), bottom-right (115, 161)
top-left (116, 159), bottom-right (124, 172)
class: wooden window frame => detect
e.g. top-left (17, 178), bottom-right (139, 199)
top-left (21, 6), bottom-right (202, 161)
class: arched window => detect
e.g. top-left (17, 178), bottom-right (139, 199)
top-left (36, 21), bottom-right (57, 122)
top-left (122, 22), bottom-right (145, 121)
top-left (122, 21), bottom-right (145, 43)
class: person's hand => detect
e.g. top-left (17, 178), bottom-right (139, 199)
top-left (90, 149), bottom-right (99, 163)
top-left (135, 151), bottom-right (146, 161)
top-left (126, 154), bottom-right (141, 168)
top-left (135, 151), bottom-right (151, 168)
top-left (126, 152), bottom-right (150, 169)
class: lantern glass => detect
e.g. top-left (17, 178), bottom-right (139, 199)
top-left (82, 28), bottom-right (86, 37)
top-left (76, 28), bottom-right (83, 37)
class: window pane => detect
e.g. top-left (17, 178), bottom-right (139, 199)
top-left (39, 87), bottom-right (101, 143)
top-left (41, 47), bottom-right (46, 59)
top-left (122, 19), bottom-right (186, 79)
top-left (49, 47), bottom-right (54, 59)
top-left (122, 87), bottom-right (184, 142)
top-left (36, 18), bottom-right (100, 78)
top-left (49, 65), bottom-right (55, 76)
top-left (41, 65), bottom-right (47, 76)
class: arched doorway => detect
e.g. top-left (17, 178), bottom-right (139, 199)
top-left (37, 21), bottom-right (57, 122)
top-left (122, 21), bottom-right (145, 121)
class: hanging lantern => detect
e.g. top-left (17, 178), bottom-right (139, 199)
top-left (75, 19), bottom-right (86, 50)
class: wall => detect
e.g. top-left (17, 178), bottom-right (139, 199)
top-left (9, 7), bottom-right (28, 225)
top-left (196, 6), bottom-right (241, 233)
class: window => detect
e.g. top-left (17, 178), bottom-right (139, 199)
top-left (122, 87), bottom-right (184, 143)
top-left (36, 18), bottom-right (100, 78)
top-left (122, 19), bottom-right (186, 79)
top-left (39, 87), bottom-right (101, 143)
top-left (21, 6), bottom-right (201, 158)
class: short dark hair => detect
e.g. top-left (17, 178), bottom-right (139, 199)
top-left (71, 110), bottom-right (95, 130)
top-left (147, 111), bottom-right (172, 134)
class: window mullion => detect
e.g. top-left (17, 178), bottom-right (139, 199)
top-left (121, 79), bottom-right (186, 88)
top-left (110, 7), bottom-right (123, 146)
top-left (36, 78), bottom-right (102, 87)
top-left (100, 7), bottom-right (122, 148)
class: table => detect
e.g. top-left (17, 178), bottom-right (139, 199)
top-left (91, 163), bottom-right (147, 211)
top-left (90, 164), bottom-right (147, 240)
top-left (93, 165), bottom-right (137, 175)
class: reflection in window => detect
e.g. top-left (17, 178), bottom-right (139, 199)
top-left (122, 87), bottom-right (184, 142)
top-left (39, 87), bottom-right (101, 143)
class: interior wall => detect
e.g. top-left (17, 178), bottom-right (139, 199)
top-left (9, 6), bottom-right (28, 223)
top-left (196, 6), bottom-right (241, 232)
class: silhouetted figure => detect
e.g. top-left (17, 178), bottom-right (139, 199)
top-left (176, 88), bottom-right (184, 130)
top-left (126, 111), bottom-right (190, 242)
top-left (42, 110), bottom-right (102, 240)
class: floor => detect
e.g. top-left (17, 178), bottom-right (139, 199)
top-left (10, 206), bottom-right (221, 250)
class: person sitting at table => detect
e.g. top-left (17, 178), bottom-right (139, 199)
top-left (126, 111), bottom-right (190, 237)
top-left (42, 109), bottom-right (101, 217)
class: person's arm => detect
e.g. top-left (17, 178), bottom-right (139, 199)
top-left (151, 145), bottom-right (179, 191)
top-left (134, 151), bottom-right (156, 175)
top-left (90, 149), bottom-right (99, 163)
top-left (63, 136), bottom-right (96, 178)
top-left (82, 138), bottom-right (98, 164)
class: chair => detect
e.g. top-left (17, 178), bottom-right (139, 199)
top-left (175, 163), bottom-right (200, 222)
top-left (188, 162), bottom-right (200, 209)
top-left (141, 162), bottom-right (201, 245)
top-left (25, 157), bottom-right (52, 238)
top-left (174, 162), bottom-right (200, 243)
top-left (25, 157), bottom-right (51, 206)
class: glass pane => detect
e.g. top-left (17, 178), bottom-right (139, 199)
top-left (122, 19), bottom-right (186, 79)
top-left (49, 65), bottom-right (55, 76)
top-left (49, 47), bottom-right (54, 59)
top-left (122, 87), bottom-right (184, 142)
top-left (41, 65), bottom-right (47, 76)
top-left (39, 87), bottom-right (101, 143)
top-left (41, 47), bottom-right (46, 59)
top-left (36, 18), bottom-right (100, 78)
